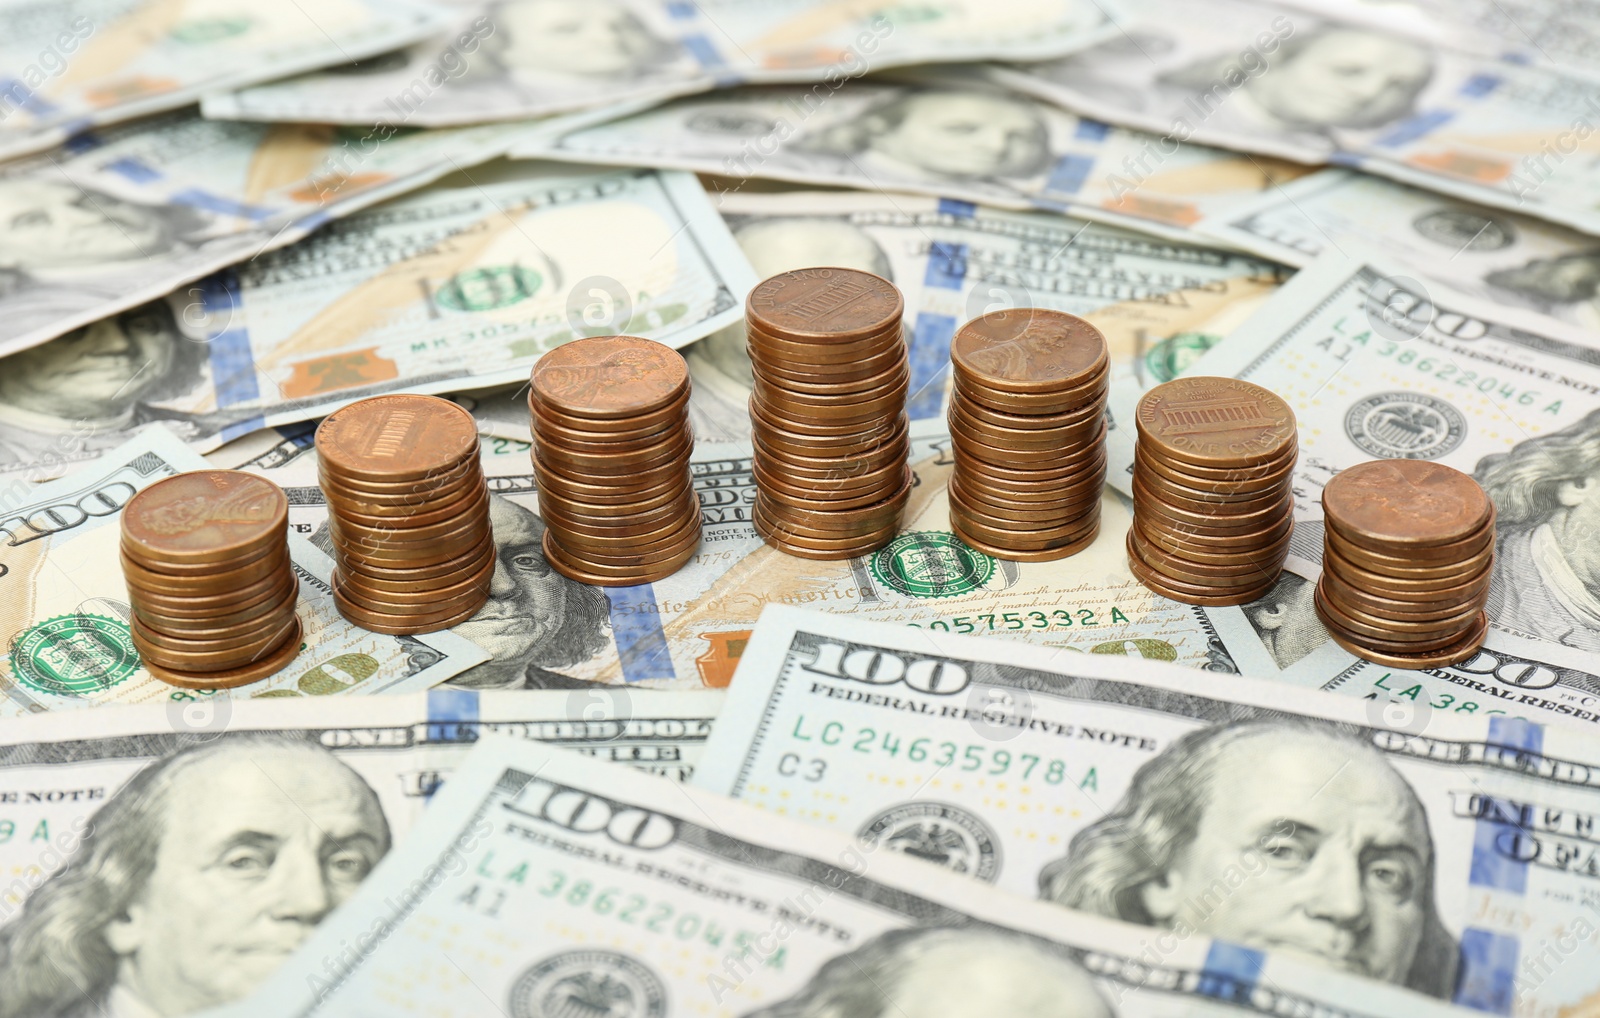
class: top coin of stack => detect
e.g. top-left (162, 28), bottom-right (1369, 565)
top-left (317, 394), bottom-right (494, 635)
top-left (121, 471), bottom-right (301, 689)
top-left (746, 267), bottom-right (911, 560)
top-left (946, 308), bottom-right (1109, 560)
top-left (1127, 377), bottom-right (1298, 606)
top-left (1316, 459), bottom-right (1494, 668)
top-left (529, 336), bottom-right (701, 586)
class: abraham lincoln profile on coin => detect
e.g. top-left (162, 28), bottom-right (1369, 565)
top-left (0, 736), bottom-right (391, 1018)
top-left (1038, 718), bottom-right (1458, 998)
top-left (742, 925), bottom-right (1116, 1018)
top-left (1475, 408), bottom-right (1600, 651)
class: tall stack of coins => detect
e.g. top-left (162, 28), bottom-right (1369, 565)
top-left (121, 471), bottom-right (300, 689)
top-left (317, 394), bottom-right (493, 634)
top-left (946, 309), bottom-right (1108, 560)
top-left (1316, 459), bottom-right (1493, 668)
top-left (1128, 377), bottom-right (1298, 605)
top-left (746, 267), bottom-right (911, 560)
top-left (530, 336), bottom-right (700, 586)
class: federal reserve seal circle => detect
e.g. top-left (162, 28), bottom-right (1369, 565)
top-left (12, 614), bottom-right (138, 696)
top-left (859, 801), bottom-right (1001, 882)
top-left (1344, 392), bottom-right (1466, 460)
top-left (509, 950), bottom-right (667, 1018)
top-left (870, 532), bottom-right (995, 599)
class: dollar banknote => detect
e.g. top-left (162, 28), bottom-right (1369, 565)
top-left (695, 604), bottom-right (1600, 1014)
top-left (993, 0), bottom-right (1600, 235)
top-left (0, 686), bottom-right (722, 1017)
top-left (1196, 169), bottom-right (1600, 331)
top-left (510, 70), bottom-right (1315, 237)
top-left (0, 163), bottom-right (756, 483)
top-left (0, 107), bottom-right (554, 361)
top-left (202, 0), bottom-right (1120, 127)
top-left (221, 724), bottom-right (1465, 1018)
top-left (0, 0), bottom-right (446, 162)
top-left (597, 189), bottom-right (1282, 445)
top-left (0, 427), bottom-right (488, 714)
top-left (1167, 249), bottom-right (1600, 701)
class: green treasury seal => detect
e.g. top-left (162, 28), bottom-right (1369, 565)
top-left (12, 613), bottom-right (139, 696)
top-left (871, 532), bottom-right (995, 599)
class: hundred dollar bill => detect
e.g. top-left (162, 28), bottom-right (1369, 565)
top-left (0, 107), bottom-right (547, 361)
top-left (511, 70), bottom-right (1315, 237)
top-left (234, 427), bottom-right (848, 690)
top-left (0, 686), bottom-right (721, 1017)
top-left (203, 0), bottom-right (1120, 127)
top-left (0, 426), bottom-right (488, 715)
top-left (993, 0), bottom-right (1600, 235)
top-left (695, 604), bottom-right (1600, 1013)
top-left (0, 0), bottom-right (446, 162)
top-left (628, 189), bottom-right (1285, 445)
top-left (223, 727), bottom-right (1464, 1018)
top-left (0, 163), bottom-right (755, 483)
top-left (1196, 169), bottom-right (1600, 331)
top-left (1172, 249), bottom-right (1600, 696)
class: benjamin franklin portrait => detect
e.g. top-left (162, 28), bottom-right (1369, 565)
top-left (1475, 409), bottom-right (1600, 651)
top-left (0, 736), bottom-right (390, 1018)
top-left (1484, 251), bottom-right (1600, 328)
top-left (743, 925), bottom-right (1115, 1018)
top-left (485, 0), bottom-right (680, 82)
top-left (1038, 718), bottom-right (1458, 998)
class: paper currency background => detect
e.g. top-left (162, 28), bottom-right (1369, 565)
top-left (0, 1), bottom-right (1598, 1016)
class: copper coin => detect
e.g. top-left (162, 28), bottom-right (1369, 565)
top-left (534, 463), bottom-right (689, 507)
top-left (1322, 547), bottom-right (1492, 602)
top-left (547, 515), bottom-right (701, 564)
top-left (542, 530), bottom-right (698, 585)
top-left (1322, 459), bottom-right (1492, 550)
top-left (330, 488), bottom-right (490, 541)
top-left (1132, 517), bottom-right (1293, 568)
top-left (542, 479), bottom-right (695, 520)
top-left (534, 455), bottom-right (691, 495)
top-left (134, 583), bottom-right (298, 634)
top-left (949, 415), bottom-right (1103, 465)
top-left (337, 546), bottom-right (495, 601)
top-left (753, 353), bottom-right (907, 392)
top-left (333, 523), bottom-right (488, 567)
top-left (1135, 504), bottom-right (1295, 551)
top-left (528, 408), bottom-right (685, 454)
top-left (535, 431), bottom-right (692, 477)
top-left (1325, 510), bottom-right (1495, 566)
top-left (336, 573), bottom-right (491, 617)
top-left (952, 454), bottom-right (1107, 497)
top-left (954, 370), bottom-right (1109, 417)
top-left (344, 545), bottom-right (495, 596)
top-left (1325, 531), bottom-right (1495, 581)
top-left (317, 471), bottom-right (483, 518)
top-left (540, 487), bottom-right (698, 532)
top-left (752, 497), bottom-right (903, 540)
top-left (1134, 460), bottom-right (1294, 507)
top-left (546, 508), bottom-right (700, 554)
top-left (1314, 588), bottom-right (1480, 649)
top-left (758, 468), bottom-right (912, 519)
top-left (755, 419), bottom-right (909, 462)
top-left (950, 392), bottom-right (1106, 442)
top-left (320, 445), bottom-right (482, 493)
top-left (751, 342), bottom-right (908, 386)
top-left (120, 546), bottom-right (289, 596)
top-left (949, 481), bottom-right (1098, 527)
top-left (950, 308), bottom-right (1108, 394)
top-left (755, 469), bottom-right (904, 512)
top-left (128, 567), bottom-right (295, 617)
top-left (330, 495), bottom-right (490, 548)
top-left (133, 604), bottom-right (299, 653)
top-left (949, 400), bottom-right (1103, 452)
top-left (747, 332), bottom-right (905, 375)
top-left (1136, 377), bottom-right (1297, 469)
top-left (950, 513), bottom-right (1100, 562)
top-left (752, 378), bottom-right (908, 423)
top-left (753, 450), bottom-right (908, 493)
top-left (142, 619), bottom-right (303, 690)
top-left (1136, 441), bottom-right (1297, 489)
top-left (956, 468), bottom-right (1106, 509)
top-left (1133, 472), bottom-right (1290, 517)
top-left (1131, 475), bottom-right (1291, 530)
top-left (317, 394), bottom-right (479, 484)
top-left (1318, 605), bottom-right (1487, 669)
top-left (135, 618), bottom-right (300, 672)
top-left (746, 311), bottom-right (903, 347)
top-left (753, 431), bottom-right (908, 475)
top-left (948, 495), bottom-right (1100, 545)
top-left (1128, 546), bottom-right (1279, 606)
top-left (334, 588), bottom-right (484, 634)
top-left (750, 395), bottom-right (902, 437)
top-left (340, 532), bottom-right (495, 583)
top-left (753, 510), bottom-right (900, 556)
top-left (952, 384), bottom-right (1107, 431)
top-left (1318, 564), bottom-right (1486, 619)
top-left (329, 482), bottom-right (489, 531)
top-left (531, 335), bottom-right (688, 419)
top-left (531, 386), bottom-right (691, 437)
top-left (1132, 525), bottom-right (1280, 579)
top-left (747, 267), bottom-right (903, 343)
top-left (120, 471), bottom-right (287, 567)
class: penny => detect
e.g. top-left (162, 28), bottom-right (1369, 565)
top-left (1322, 459), bottom-right (1492, 549)
top-left (120, 545), bottom-right (289, 596)
top-left (755, 471), bottom-right (904, 511)
top-left (1318, 607), bottom-right (1487, 669)
top-left (746, 267), bottom-right (903, 343)
top-left (1137, 441), bottom-right (1297, 488)
top-left (334, 588), bottom-right (484, 634)
top-left (761, 467), bottom-right (912, 519)
top-left (948, 402), bottom-right (1103, 453)
top-left (339, 532), bottom-right (494, 582)
top-left (1322, 548), bottom-right (1492, 602)
top-left (1136, 377), bottom-right (1297, 469)
top-left (751, 349), bottom-right (910, 392)
top-left (951, 475), bottom-right (1102, 520)
top-left (1128, 529), bottom-right (1283, 586)
top-left (541, 488), bottom-right (698, 532)
top-left (328, 483), bottom-right (489, 532)
top-left (546, 509), bottom-right (700, 555)
top-left (317, 394), bottom-right (479, 484)
top-left (1132, 517), bottom-right (1294, 568)
top-left (755, 420), bottom-right (909, 462)
top-left (121, 471), bottom-right (287, 566)
top-left (954, 372), bottom-right (1109, 418)
top-left (755, 454), bottom-right (907, 497)
top-left (345, 546), bottom-right (495, 596)
top-left (534, 464), bottom-right (689, 507)
top-left (531, 335), bottom-right (688, 419)
top-left (129, 568), bottom-right (295, 618)
top-left (331, 489), bottom-right (490, 543)
top-left (333, 524), bottom-right (487, 568)
top-left (753, 509), bottom-right (900, 556)
top-left (754, 440), bottom-right (908, 484)
top-left (1132, 485), bottom-right (1294, 541)
top-left (951, 308), bottom-right (1109, 394)
top-left (531, 387), bottom-right (691, 437)
top-left (330, 498), bottom-right (489, 550)
top-left (752, 376), bottom-right (909, 422)
top-left (747, 329), bottom-right (905, 372)
top-left (1135, 473), bottom-right (1290, 516)
top-left (535, 455), bottom-right (690, 496)
top-left (752, 498), bottom-right (904, 540)
top-left (1320, 582), bottom-right (1485, 634)
top-left (953, 440), bottom-right (1106, 485)
top-left (1131, 475), bottom-right (1290, 531)
top-left (134, 584), bottom-right (298, 634)
top-left (951, 514), bottom-right (1100, 561)
top-left (544, 480), bottom-right (695, 521)
top-left (535, 431), bottom-right (693, 477)
top-left (1318, 565), bottom-right (1486, 619)
top-left (317, 475), bottom-right (483, 521)
top-left (1314, 589), bottom-right (1480, 649)
top-left (528, 410), bottom-right (685, 454)
top-left (1326, 534), bottom-right (1496, 581)
top-left (947, 501), bottom-right (1099, 549)
top-left (1135, 453), bottom-right (1296, 501)
top-left (135, 619), bottom-right (300, 671)
top-left (336, 574), bottom-right (491, 617)
top-left (949, 480), bottom-right (1098, 525)
top-left (542, 530), bottom-right (699, 584)
top-left (1135, 505), bottom-right (1295, 551)
top-left (951, 389), bottom-right (1105, 434)
top-left (141, 619), bottom-right (303, 689)
top-left (337, 549), bottom-right (495, 602)
top-left (1127, 546), bottom-right (1279, 606)
top-left (133, 607), bottom-right (299, 654)
top-left (1325, 510), bottom-right (1496, 565)
top-left (956, 471), bottom-right (1106, 512)
top-left (750, 396), bottom-right (903, 437)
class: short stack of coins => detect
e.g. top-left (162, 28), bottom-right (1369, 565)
top-left (1316, 459), bottom-right (1493, 668)
top-left (746, 267), bottom-right (911, 560)
top-left (317, 394), bottom-right (493, 634)
top-left (1128, 376), bottom-right (1298, 605)
top-left (530, 335), bottom-right (701, 586)
top-left (946, 308), bottom-right (1109, 560)
top-left (121, 471), bottom-right (301, 689)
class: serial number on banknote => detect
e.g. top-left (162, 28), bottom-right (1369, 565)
top-left (781, 718), bottom-right (1103, 789)
top-left (907, 607), bottom-right (1134, 634)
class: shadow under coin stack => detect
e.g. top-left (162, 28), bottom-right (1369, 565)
top-left (1128, 377), bottom-right (1298, 605)
top-left (530, 336), bottom-right (701, 586)
top-left (317, 394), bottom-right (493, 634)
top-left (121, 471), bottom-right (301, 689)
top-left (747, 267), bottom-right (911, 560)
top-left (947, 309), bottom-right (1109, 560)
top-left (1316, 459), bottom-right (1493, 668)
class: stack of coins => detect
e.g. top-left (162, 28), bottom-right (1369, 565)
top-left (121, 471), bottom-right (301, 689)
top-left (946, 309), bottom-right (1108, 560)
top-left (530, 336), bottom-right (700, 586)
top-left (1316, 459), bottom-right (1493, 668)
top-left (317, 394), bottom-right (493, 634)
top-left (1128, 377), bottom-right (1298, 605)
top-left (746, 267), bottom-right (911, 560)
